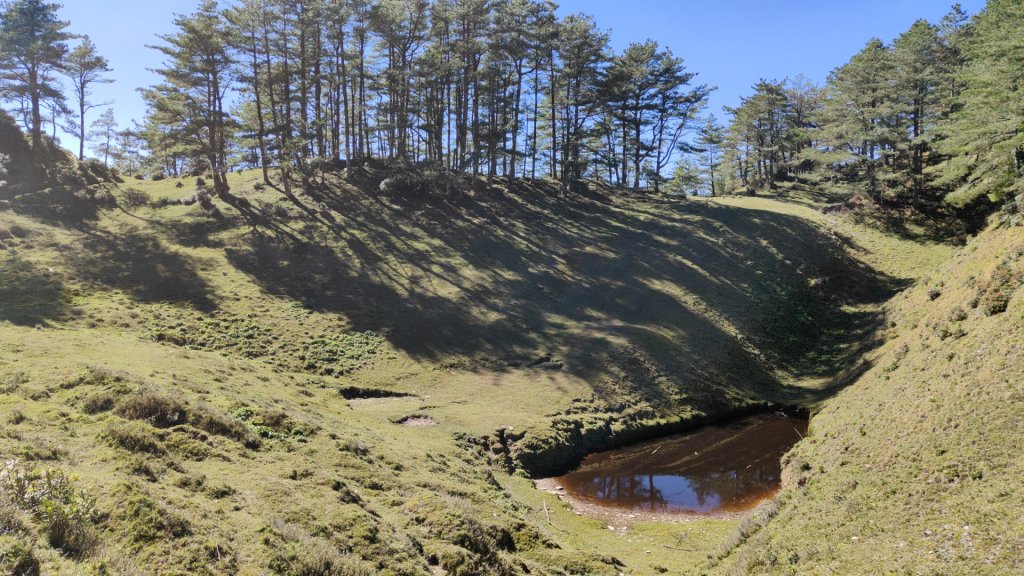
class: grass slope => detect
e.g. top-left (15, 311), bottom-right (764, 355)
top-left (0, 167), bottom-right (952, 575)
top-left (715, 223), bottom-right (1024, 575)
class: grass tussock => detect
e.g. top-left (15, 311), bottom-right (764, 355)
top-left (114, 388), bottom-right (261, 448)
top-left (116, 390), bottom-right (189, 428)
top-left (109, 484), bottom-right (191, 547)
top-left (104, 421), bottom-right (165, 455)
top-left (267, 533), bottom-right (374, 576)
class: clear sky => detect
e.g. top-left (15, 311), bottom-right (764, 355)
top-left (52, 0), bottom-right (984, 154)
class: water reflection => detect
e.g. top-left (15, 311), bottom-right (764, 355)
top-left (557, 414), bottom-right (807, 513)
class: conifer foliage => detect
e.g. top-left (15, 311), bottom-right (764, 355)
top-left (134, 0), bottom-right (709, 199)
top-left (717, 3), bottom-right (1021, 220)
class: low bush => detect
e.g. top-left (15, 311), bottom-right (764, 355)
top-left (119, 187), bottom-right (150, 209)
top-left (81, 391), bottom-right (117, 414)
top-left (104, 421), bottom-right (165, 455)
top-left (0, 535), bottom-right (39, 575)
top-left (115, 388), bottom-right (261, 448)
top-left (116, 390), bottom-right (188, 428)
top-left (149, 313), bottom-right (275, 359)
top-left (0, 371), bottom-right (29, 394)
top-left (713, 498), bottom-right (780, 560)
top-left (978, 260), bottom-right (1022, 316)
top-left (298, 332), bottom-right (383, 377)
top-left (62, 366), bottom-right (131, 390)
top-left (231, 406), bottom-right (304, 442)
top-left (378, 169), bottom-right (466, 201)
top-left (0, 460), bottom-right (98, 558)
top-left (189, 404), bottom-right (261, 449)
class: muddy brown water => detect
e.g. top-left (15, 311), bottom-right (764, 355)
top-left (554, 413), bottom-right (808, 515)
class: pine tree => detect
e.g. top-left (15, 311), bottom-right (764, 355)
top-left (0, 0), bottom-right (72, 154)
top-left (148, 0), bottom-right (236, 200)
top-left (891, 20), bottom-right (944, 201)
top-left (64, 36), bottom-right (113, 161)
top-left (88, 107), bottom-right (116, 168)
top-left (939, 0), bottom-right (1024, 208)
top-left (695, 115), bottom-right (724, 196)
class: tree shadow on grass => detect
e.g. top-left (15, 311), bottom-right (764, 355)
top-left (0, 255), bottom-right (65, 326)
top-left (62, 229), bottom-right (218, 312)
top-left (8, 187), bottom-right (106, 226)
top-left (225, 173), bottom-right (909, 407)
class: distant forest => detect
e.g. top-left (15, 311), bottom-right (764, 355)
top-left (1, 0), bottom-right (1022, 221)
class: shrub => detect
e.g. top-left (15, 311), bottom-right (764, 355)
top-left (189, 404), bottom-right (261, 449)
top-left (7, 410), bottom-right (25, 425)
top-left (0, 460), bottom-right (97, 558)
top-left (62, 366), bottom-right (130, 390)
top-left (104, 421), bottom-right (165, 455)
top-left (378, 169), bottom-right (466, 201)
top-left (81, 392), bottom-right (117, 414)
top-left (116, 390), bottom-right (188, 428)
top-left (0, 535), bottom-right (39, 575)
top-left (979, 260), bottom-right (1022, 316)
top-left (119, 188), bottom-right (150, 209)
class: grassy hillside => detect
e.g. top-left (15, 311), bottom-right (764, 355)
top-left (0, 165), bottom-right (954, 575)
top-left (715, 223), bottom-right (1024, 575)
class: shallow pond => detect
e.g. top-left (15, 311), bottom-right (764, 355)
top-left (555, 413), bottom-right (807, 514)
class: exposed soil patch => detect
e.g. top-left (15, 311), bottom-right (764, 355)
top-left (393, 415), bottom-right (437, 427)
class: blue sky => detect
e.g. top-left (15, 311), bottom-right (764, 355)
top-left (53, 0), bottom-right (983, 153)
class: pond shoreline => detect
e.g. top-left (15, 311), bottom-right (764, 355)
top-left (533, 413), bottom-right (808, 526)
top-left (534, 477), bottom-right (764, 532)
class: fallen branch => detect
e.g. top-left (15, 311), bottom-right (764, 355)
top-left (543, 501), bottom-right (566, 532)
top-left (662, 544), bottom-right (695, 552)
